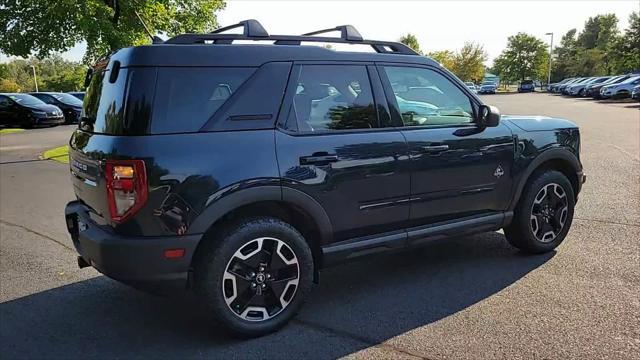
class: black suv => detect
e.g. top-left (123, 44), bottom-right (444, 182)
top-left (65, 20), bottom-right (585, 337)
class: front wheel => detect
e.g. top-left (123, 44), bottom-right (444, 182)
top-left (194, 217), bottom-right (313, 337)
top-left (505, 170), bottom-right (575, 253)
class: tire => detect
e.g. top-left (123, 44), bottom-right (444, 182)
top-left (193, 217), bottom-right (313, 337)
top-left (505, 170), bottom-right (575, 254)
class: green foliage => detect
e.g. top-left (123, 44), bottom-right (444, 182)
top-left (493, 33), bottom-right (548, 82)
top-left (0, 78), bottom-right (21, 92)
top-left (399, 33), bottom-right (422, 54)
top-left (451, 42), bottom-right (487, 82)
top-left (0, 55), bottom-right (87, 92)
top-left (1, 0), bottom-right (226, 63)
top-left (427, 50), bottom-right (455, 70)
top-left (549, 12), bottom-right (638, 81)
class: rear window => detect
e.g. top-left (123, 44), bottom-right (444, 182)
top-left (521, 80), bottom-right (534, 85)
top-left (151, 67), bottom-right (255, 133)
top-left (83, 66), bottom-right (255, 135)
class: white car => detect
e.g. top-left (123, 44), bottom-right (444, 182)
top-left (464, 82), bottom-right (478, 94)
top-left (600, 76), bottom-right (640, 99)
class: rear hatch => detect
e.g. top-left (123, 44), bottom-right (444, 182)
top-left (69, 51), bottom-right (262, 227)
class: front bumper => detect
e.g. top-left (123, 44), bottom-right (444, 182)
top-left (33, 115), bottom-right (65, 126)
top-left (65, 201), bottom-right (201, 293)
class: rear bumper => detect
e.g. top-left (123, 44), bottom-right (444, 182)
top-left (65, 201), bottom-right (201, 294)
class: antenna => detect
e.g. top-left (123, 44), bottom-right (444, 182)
top-left (134, 10), bottom-right (164, 44)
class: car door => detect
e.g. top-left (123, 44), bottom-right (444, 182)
top-left (377, 64), bottom-right (515, 226)
top-left (276, 63), bottom-right (411, 242)
top-left (0, 95), bottom-right (17, 125)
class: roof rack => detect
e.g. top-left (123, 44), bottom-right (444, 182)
top-left (165, 19), bottom-right (418, 55)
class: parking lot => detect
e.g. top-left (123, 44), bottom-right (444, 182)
top-left (0, 93), bottom-right (638, 359)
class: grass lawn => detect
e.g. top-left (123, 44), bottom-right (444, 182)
top-left (42, 145), bottom-right (70, 164)
top-left (0, 128), bottom-right (25, 134)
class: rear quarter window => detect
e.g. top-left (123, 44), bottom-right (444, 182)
top-left (151, 67), bottom-right (255, 134)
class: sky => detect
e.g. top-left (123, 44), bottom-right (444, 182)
top-left (1, 0), bottom-right (638, 65)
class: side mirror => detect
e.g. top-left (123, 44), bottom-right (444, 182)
top-left (478, 104), bottom-right (500, 127)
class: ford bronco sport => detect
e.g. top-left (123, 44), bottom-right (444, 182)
top-left (65, 20), bottom-right (585, 337)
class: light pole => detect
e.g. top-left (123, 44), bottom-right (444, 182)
top-left (30, 65), bottom-right (38, 92)
top-left (545, 32), bottom-right (553, 90)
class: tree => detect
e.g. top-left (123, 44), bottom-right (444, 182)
top-left (608, 12), bottom-right (640, 74)
top-left (0, 79), bottom-right (21, 92)
top-left (0, 56), bottom-right (87, 91)
top-left (399, 33), bottom-right (422, 54)
top-left (493, 33), bottom-right (548, 81)
top-left (451, 42), bottom-right (487, 82)
top-left (551, 29), bottom-right (579, 81)
top-left (427, 50), bottom-right (455, 70)
top-left (1, 0), bottom-right (226, 63)
top-left (578, 14), bottom-right (619, 50)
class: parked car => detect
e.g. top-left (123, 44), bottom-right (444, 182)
top-left (518, 79), bottom-right (535, 93)
top-left (29, 92), bottom-right (83, 124)
top-left (64, 20), bottom-right (585, 337)
top-left (548, 78), bottom-right (573, 92)
top-left (464, 82), bottom-right (478, 94)
top-left (632, 85), bottom-right (640, 101)
top-left (585, 75), bottom-right (629, 99)
top-left (568, 76), bottom-right (610, 97)
top-left (600, 76), bottom-right (640, 99)
top-left (556, 77), bottom-right (583, 93)
top-left (478, 81), bottom-right (497, 94)
top-left (0, 93), bottom-right (64, 128)
top-left (563, 77), bottom-right (593, 95)
top-left (68, 92), bottom-right (85, 100)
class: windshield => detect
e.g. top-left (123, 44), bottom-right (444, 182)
top-left (621, 76), bottom-right (640, 84)
top-left (51, 92), bottom-right (83, 106)
top-left (7, 94), bottom-right (46, 106)
top-left (481, 82), bottom-right (495, 86)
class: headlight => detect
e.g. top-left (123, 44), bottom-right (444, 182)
top-left (33, 111), bottom-right (46, 116)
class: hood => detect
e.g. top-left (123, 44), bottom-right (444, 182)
top-left (502, 115), bottom-right (578, 132)
top-left (22, 104), bottom-right (61, 113)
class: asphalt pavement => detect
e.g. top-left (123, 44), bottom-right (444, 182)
top-left (0, 94), bottom-right (638, 359)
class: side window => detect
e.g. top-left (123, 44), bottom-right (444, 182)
top-left (36, 94), bottom-right (55, 104)
top-left (151, 67), bottom-right (255, 134)
top-left (289, 65), bottom-right (378, 132)
top-left (0, 96), bottom-right (11, 108)
top-left (383, 66), bottom-right (474, 127)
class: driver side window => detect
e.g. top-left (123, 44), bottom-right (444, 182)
top-left (383, 66), bottom-right (474, 127)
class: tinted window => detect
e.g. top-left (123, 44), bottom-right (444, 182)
top-left (51, 93), bottom-right (83, 106)
top-left (7, 94), bottom-right (45, 106)
top-left (0, 96), bottom-right (11, 108)
top-left (84, 68), bottom-right (128, 134)
top-left (289, 65), bottom-right (377, 132)
top-left (151, 67), bottom-right (254, 134)
top-left (383, 66), bottom-right (473, 127)
top-left (31, 93), bottom-right (55, 104)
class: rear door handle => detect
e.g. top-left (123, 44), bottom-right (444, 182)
top-left (421, 144), bottom-right (449, 154)
top-left (300, 153), bottom-right (339, 165)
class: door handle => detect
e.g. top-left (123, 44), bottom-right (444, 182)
top-left (300, 152), bottom-right (339, 165)
top-left (421, 144), bottom-right (449, 154)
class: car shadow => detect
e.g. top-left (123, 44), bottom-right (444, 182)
top-left (0, 232), bottom-right (553, 359)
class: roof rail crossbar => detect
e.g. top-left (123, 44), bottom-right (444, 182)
top-left (302, 25), bottom-right (363, 41)
top-left (210, 19), bottom-right (269, 37)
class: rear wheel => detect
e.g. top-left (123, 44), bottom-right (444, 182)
top-left (505, 170), bottom-right (575, 253)
top-left (194, 217), bottom-right (313, 337)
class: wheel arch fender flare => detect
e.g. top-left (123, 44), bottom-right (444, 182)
top-left (188, 185), bottom-right (333, 246)
top-left (509, 148), bottom-right (582, 211)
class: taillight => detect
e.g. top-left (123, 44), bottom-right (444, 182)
top-left (105, 160), bottom-right (148, 223)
